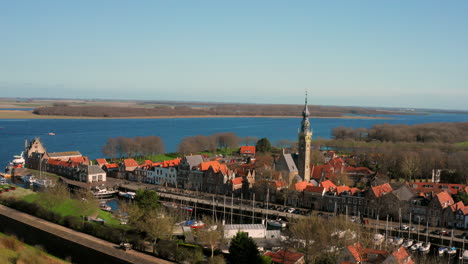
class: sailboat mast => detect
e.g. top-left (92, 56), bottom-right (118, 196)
top-left (252, 193), bottom-right (255, 224)
top-left (230, 193), bottom-right (233, 224)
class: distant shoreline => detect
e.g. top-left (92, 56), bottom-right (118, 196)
top-left (0, 110), bottom-right (391, 120)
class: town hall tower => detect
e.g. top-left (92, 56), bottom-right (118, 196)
top-left (298, 93), bottom-right (312, 182)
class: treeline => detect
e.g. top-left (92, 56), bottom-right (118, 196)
top-left (177, 132), bottom-right (243, 154)
top-left (102, 136), bottom-right (165, 158)
top-left (332, 122), bottom-right (468, 143)
top-left (32, 104), bottom-right (408, 118)
top-left (313, 139), bottom-right (468, 184)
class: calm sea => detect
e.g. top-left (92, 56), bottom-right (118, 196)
top-left (1, 113), bottom-right (468, 168)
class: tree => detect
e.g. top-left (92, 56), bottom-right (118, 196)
top-left (134, 189), bottom-right (160, 211)
top-left (102, 138), bottom-right (118, 159)
top-left (195, 216), bottom-right (223, 258)
top-left (228, 231), bottom-right (261, 264)
top-left (256, 138), bottom-right (272, 153)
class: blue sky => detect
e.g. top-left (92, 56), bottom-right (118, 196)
top-left (1, 1), bottom-right (467, 110)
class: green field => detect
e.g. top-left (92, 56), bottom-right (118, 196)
top-left (455, 141), bottom-right (468, 147)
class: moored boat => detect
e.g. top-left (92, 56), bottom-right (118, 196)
top-left (92, 186), bottom-right (118, 198)
top-left (419, 242), bottom-right (430, 253)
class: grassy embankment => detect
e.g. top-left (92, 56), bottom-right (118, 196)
top-left (455, 141), bottom-right (468, 147)
top-left (22, 192), bottom-right (120, 226)
top-left (0, 232), bottom-right (70, 264)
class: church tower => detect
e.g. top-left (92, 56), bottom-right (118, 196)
top-left (298, 93), bottom-right (312, 182)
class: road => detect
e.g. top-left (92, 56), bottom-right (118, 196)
top-left (0, 204), bottom-right (172, 264)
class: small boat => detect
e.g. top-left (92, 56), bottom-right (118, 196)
top-left (373, 233), bottom-right (385, 245)
top-left (33, 179), bottom-right (55, 189)
top-left (0, 177), bottom-right (7, 185)
top-left (410, 242), bottom-right (422, 251)
top-left (48, 132), bottom-right (56, 136)
top-left (267, 220), bottom-right (287, 228)
top-left (100, 203), bottom-right (112, 212)
top-left (21, 175), bottom-right (37, 184)
top-left (402, 239), bottom-right (414, 248)
top-left (5, 152), bottom-right (25, 172)
top-left (419, 242), bottom-right (431, 253)
top-left (386, 237), bottom-right (394, 245)
top-left (447, 247), bottom-right (456, 255)
top-left (463, 250), bottom-right (468, 260)
top-left (92, 186), bottom-right (118, 198)
top-left (438, 247), bottom-right (448, 256)
top-left (393, 237), bottom-right (404, 246)
top-left (190, 221), bottom-right (205, 229)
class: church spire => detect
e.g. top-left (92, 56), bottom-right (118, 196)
top-left (301, 91), bottom-right (310, 132)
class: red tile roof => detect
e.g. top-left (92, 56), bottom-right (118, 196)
top-left (69, 156), bottom-right (89, 164)
top-left (294, 181), bottom-right (310, 191)
top-left (240, 146), bottom-right (256, 155)
top-left (336, 185), bottom-right (351, 195)
top-left (347, 243), bottom-right (388, 263)
top-left (123, 159), bottom-right (139, 168)
top-left (390, 247), bottom-right (414, 264)
top-left (320, 180), bottom-right (337, 192)
top-left (160, 158), bottom-right (182, 168)
top-left (372, 183), bottom-right (393, 198)
top-left (104, 163), bottom-right (118, 169)
top-left (304, 186), bottom-right (325, 194)
top-left (96, 158), bottom-right (108, 165)
top-left (436, 191), bottom-right (454, 208)
top-left (411, 182), bottom-right (465, 195)
top-left (197, 161), bottom-right (228, 175)
top-left (232, 177), bottom-right (243, 185)
top-left (264, 249), bottom-right (304, 264)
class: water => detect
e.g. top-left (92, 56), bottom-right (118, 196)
top-left (1, 113), bottom-right (468, 167)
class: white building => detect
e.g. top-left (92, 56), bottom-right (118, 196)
top-left (78, 165), bottom-right (106, 183)
top-left (144, 167), bottom-right (178, 187)
top-left (224, 224), bottom-right (266, 239)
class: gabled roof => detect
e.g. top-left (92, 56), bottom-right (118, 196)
top-left (436, 191), bottom-right (454, 208)
top-left (96, 158), bottom-right (108, 165)
top-left (161, 158), bottom-right (182, 168)
top-left (264, 249), bottom-right (304, 264)
top-left (232, 177), bottom-right (243, 185)
top-left (104, 163), bottom-right (118, 169)
top-left (197, 161), bottom-right (228, 175)
top-left (185, 155), bottom-right (204, 169)
top-left (389, 247), bottom-right (414, 264)
top-left (48, 151), bottom-right (82, 158)
top-left (411, 182), bottom-right (465, 195)
top-left (69, 156), bottom-right (89, 163)
top-left (320, 180), bottom-right (337, 192)
top-left (87, 165), bottom-right (106, 175)
top-left (392, 184), bottom-right (415, 201)
top-left (294, 181), bottom-right (310, 191)
top-left (336, 185), bottom-right (351, 195)
top-left (277, 153), bottom-right (298, 173)
top-left (123, 159), bottom-right (139, 168)
top-left (304, 186), bottom-right (325, 194)
top-left (347, 242), bottom-right (388, 263)
top-left (240, 146), bottom-right (256, 154)
top-left (372, 183), bottom-right (393, 198)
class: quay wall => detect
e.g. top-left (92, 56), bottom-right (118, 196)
top-left (0, 204), bottom-right (172, 264)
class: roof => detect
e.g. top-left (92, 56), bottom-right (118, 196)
top-left (436, 191), bottom-right (454, 208)
top-left (277, 153), bottom-right (298, 173)
top-left (224, 224), bottom-right (265, 230)
top-left (104, 163), bottom-right (118, 169)
top-left (320, 180), bottom-right (337, 192)
top-left (160, 158), bottom-right (181, 168)
top-left (48, 151), bottom-right (82, 158)
top-left (240, 146), bottom-right (256, 154)
top-left (123, 159), bottom-right (139, 168)
top-left (304, 185), bottom-right (325, 194)
top-left (390, 247), bottom-right (414, 264)
top-left (197, 161), bottom-right (228, 175)
top-left (347, 242), bottom-right (388, 263)
top-left (294, 181), bottom-right (310, 191)
top-left (86, 165), bottom-right (106, 175)
top-left (96, 159), bottom-right (108, 165)
top-left (411, 182), bottom-right (465, 195)
top-left (336, 185), bottom-right (351, 195)
top-left (185, 155), bottom-right (204, 169)
top-left (264, 249), bottom-right (304, 264)
top-left (69, 156), bottom-right (89, 164)
top-left (372, 183), bottom-right (393, 198)
top-left (47, 158), bottom-right (81, 168)
top-left (232, 177), bottom-right (243, 185)
top-left (392, 184), bottom-right (415, 201)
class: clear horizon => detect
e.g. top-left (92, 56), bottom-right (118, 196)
top-left (1, 1), bottom-right (467, 110)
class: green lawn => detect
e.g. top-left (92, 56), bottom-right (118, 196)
top-left (21, 192), bottom-right (98, 218)
top-left (97, 211), bottom-right (121, 226)
top-left (455, 141), bottom-right (468, 147)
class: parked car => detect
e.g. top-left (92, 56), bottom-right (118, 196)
top-left (409, 226), bottom-right (416, 231)
top-left (401, 225), bottom-right (409, 230)
top-left (287, 208), bottom-right (296, 213)
top-left (432, 230), bottom-right (442, 235)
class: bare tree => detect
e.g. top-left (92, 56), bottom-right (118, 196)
top-left (194, 215), bottom-right (224, 259)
